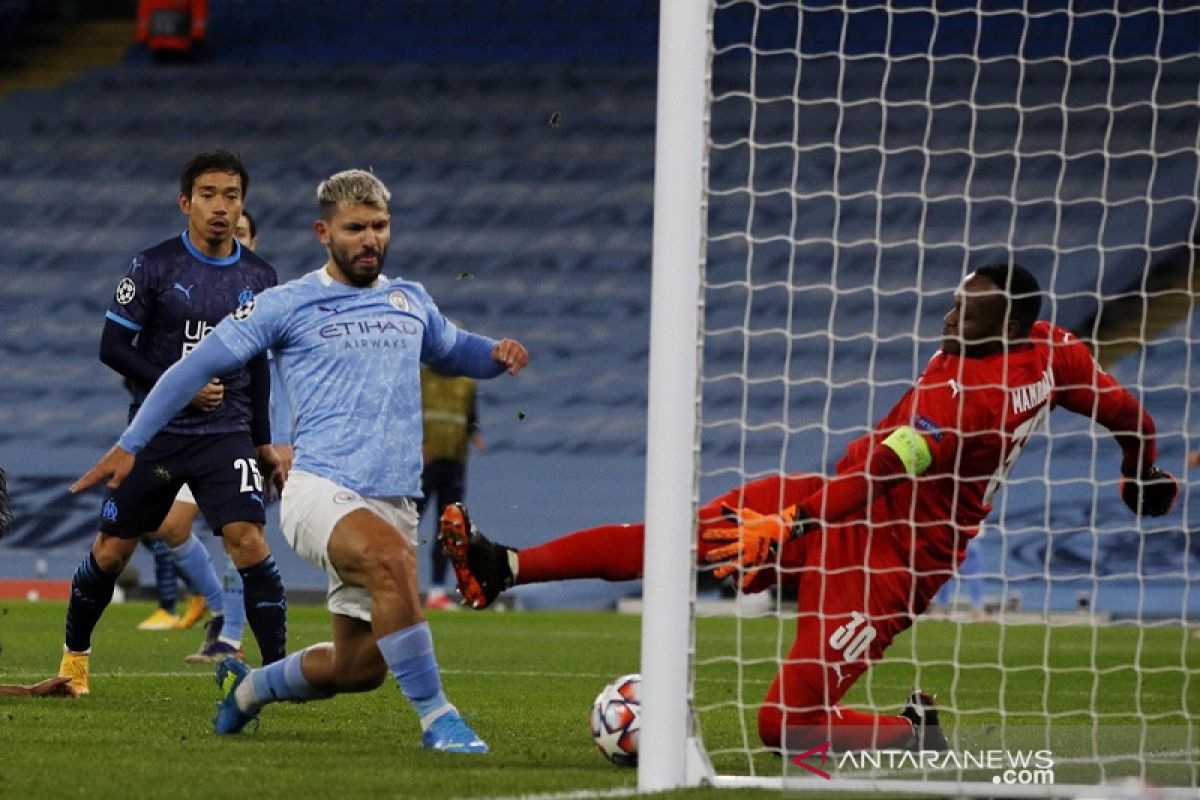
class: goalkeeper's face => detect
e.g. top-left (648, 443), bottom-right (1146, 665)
top-left (942, 274), bottom-right (1007, 358)
top-left (318, 202), bottom-right (391, 288)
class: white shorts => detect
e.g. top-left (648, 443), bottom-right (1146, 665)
top-left (175, 484), bottom-right (196, 505)
top-left (280, 470), bottom-right (419, 622)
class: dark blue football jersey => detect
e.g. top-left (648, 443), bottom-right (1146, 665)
top-left (105, 232), bottom-right (278, 435)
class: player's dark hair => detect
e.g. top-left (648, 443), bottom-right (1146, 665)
top-left (241, 208), bottom-right (257, 239)
top-left (180, 149), bottom-right (249, 199)
top-left (974, 263), bottom-right (1042, 335)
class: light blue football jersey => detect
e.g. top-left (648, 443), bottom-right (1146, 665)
top-left (213, 268), bottom-right (502, 497)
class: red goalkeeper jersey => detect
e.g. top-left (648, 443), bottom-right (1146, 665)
top-left (818, 321), bottom-right (1155, 545)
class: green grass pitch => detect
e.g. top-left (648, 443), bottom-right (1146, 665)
top-left (0, 600), bottom-right (1195, 798)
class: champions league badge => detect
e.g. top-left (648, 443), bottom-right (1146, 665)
top-left (233, 297), bottom-right (256, 321)
top-left (115, 277), bottom-right (136, 305)
top-left (388, 290), bottom-right (409, 312)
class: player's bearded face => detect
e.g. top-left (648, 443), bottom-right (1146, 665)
top-left (325, 204), bottom-right (391, 288)
top-left (942, 274), bottom-right (1007, 358)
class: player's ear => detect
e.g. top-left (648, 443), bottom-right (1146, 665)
top-left (314, 218), bottom-right (330, 245)
top-left (178, 193), bottom-right (191, 215)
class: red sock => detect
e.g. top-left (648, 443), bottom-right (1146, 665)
top-left (760, 704), bottom-right (913, 751)
top-left (516, 523), bottom-right (646, 584)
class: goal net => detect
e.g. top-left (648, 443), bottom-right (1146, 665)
top-left (642, 1), bottom-right (1200, 796)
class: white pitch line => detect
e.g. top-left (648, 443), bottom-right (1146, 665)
top-left (462, 789), bottom-right (640, 800)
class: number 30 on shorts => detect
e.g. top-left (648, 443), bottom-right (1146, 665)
top-left (233, 457), bottom-right (264, 494)
top-left (828, 610), bottom-right (877, 662)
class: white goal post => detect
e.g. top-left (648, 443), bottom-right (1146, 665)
top-left (642, 1), bottom-right (1200, 796)
top-left (639, 0), bottom-right (710, 792)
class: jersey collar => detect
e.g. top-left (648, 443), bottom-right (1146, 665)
top-left (181, 231), bottom-right (242, 266)
top-left (316, 265), bottom-right (386, 289)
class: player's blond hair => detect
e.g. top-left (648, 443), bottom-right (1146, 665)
top-left (317, 169), bottom-right (391, 219)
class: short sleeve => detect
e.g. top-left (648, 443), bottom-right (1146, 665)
top-left (1046, 326), bottom-right (1104, 401)
top-left (105, 255), bottom-right (153, 331)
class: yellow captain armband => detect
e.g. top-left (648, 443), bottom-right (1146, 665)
top-left (882, 426), bottom-right (933, 476)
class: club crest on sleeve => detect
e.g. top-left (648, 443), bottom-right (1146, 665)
top-left (913, 415), bottom-right (943, 442)
top-left (233, 297), bottom-right (256, 321)
top-left (388, 290), bottom-right (409, 312)
top-left (238, 289), bottom-right (254, 305)
top-left (115, 277), bottom-right (136, 305)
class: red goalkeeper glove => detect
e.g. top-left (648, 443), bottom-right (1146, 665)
top-left (1119, 464), bottom-right (1179, 517)
top-left (701, 504), bottom-right (811, 586)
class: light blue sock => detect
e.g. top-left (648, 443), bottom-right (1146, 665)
top-left (220, 557), bottom-right (246, 647)
top-left (236, 647), bottom-right (330, 712)
top-left (170, 535), bottom-right (224, 612)
top-left (376, 622), bottom-right (453, 729)
top-left (147, 539), bottom-right (178, 614)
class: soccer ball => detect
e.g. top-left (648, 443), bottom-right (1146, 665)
top-left (590, 673), bottom-right (641, 767)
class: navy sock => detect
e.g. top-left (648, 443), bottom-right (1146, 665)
top-left (238, 555), bottom-right (287, 664)
top-left (147, 540), bottom-right (178, 614)
top-left (65, 553), bottom-right (119, 652)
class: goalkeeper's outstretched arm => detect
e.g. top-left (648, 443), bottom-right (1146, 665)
top-left (1052, 332), bottom-right (1178, 517)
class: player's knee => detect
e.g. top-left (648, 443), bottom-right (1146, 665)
top-left (758, 704), bottom-right (784, 749)
top-left (345, 663), bottom-right (388, 692)
top-left (156, 524), bottom-right (190, 547)
top-left (221, 523), bottom-right (269, 566)
top-left (757, 704), bottom-right (827, 750)
top-left (93, 536), bottom-right (136, 573)
top-left (337, 651), bottom-right (388, 692)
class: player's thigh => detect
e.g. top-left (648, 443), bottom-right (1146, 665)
top-left (327, 509), bottom-right (420, 590)
top-left (781, 528), bottom-right (914, 701)
top-left (325, 509), bottom-right (399, 583)
top-left (186, 434), bottom-right (268, 533)
top-left (280, 470), bottom-right (417, 581)
top-left (97, 434), bottom-right (187, 538)
top-left (154, 492), bottom-right (200, 546)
